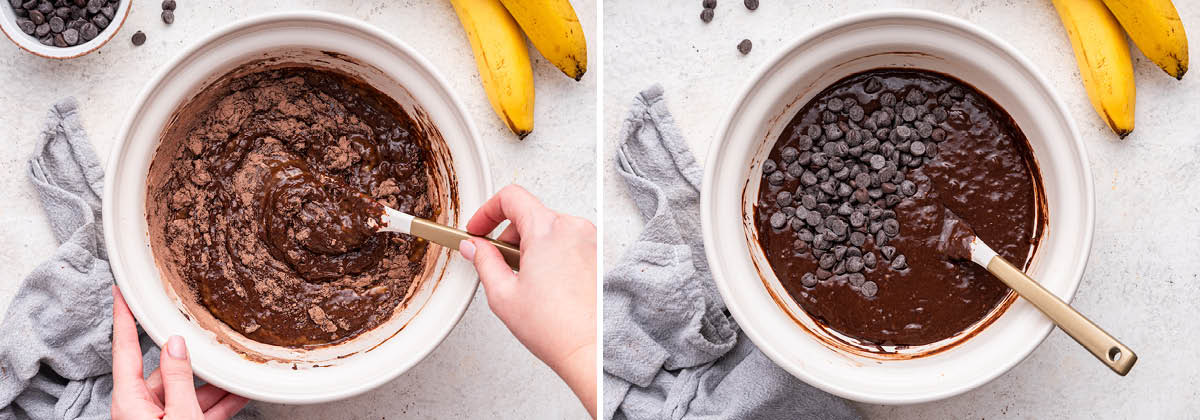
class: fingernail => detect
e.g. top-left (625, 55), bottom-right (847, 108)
top-left (167, 335), bottom-right (187, 360)
top-left (459, 240), bottom-right (476, 261)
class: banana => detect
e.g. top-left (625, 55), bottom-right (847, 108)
top-left (1052, 0), bottom-right (1137, 138)
top-left (1102, 0), bottom-right (1189, 79)
top-left (499, 0), bottom-right (588, 81)
top-left (450, 0), bottom-right (535, 138)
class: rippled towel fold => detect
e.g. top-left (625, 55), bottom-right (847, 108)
top-left (603, 86), bottom-right (860, 420)
top-left (0, 99), bottom-right (256, 420)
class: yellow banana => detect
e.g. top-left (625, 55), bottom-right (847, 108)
top-left (1102, 0), bottom-right (1188, 79)
top-left (499, 0), bottom-right (588, 81)
top-left (1052, 0), bottom-right (1137, 138)
top-left (450, 0), bottom-right (535, 138)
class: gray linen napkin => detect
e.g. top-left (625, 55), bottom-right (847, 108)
top-left (603, 86), bottom-right (861, 420)
top-left (0, 99), bottom-right (254, 420)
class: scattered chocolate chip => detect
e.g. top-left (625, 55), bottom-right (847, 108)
top-left (131, 30), bottom-right (145, 45)
top-left (737, 39), bottom-right (752, 55)
top-left (744, 0), bottom-right (758, 10)
top-left (162, 0), bottom-right (175, 10)
top-left (703, 0), bottom-right (716, 7)
top-left (890, 254), bottom-right (908, 270)
top-left (700, 8), bottom-right (713, 22)
top-left (161, 9), bottom-right (173, 24)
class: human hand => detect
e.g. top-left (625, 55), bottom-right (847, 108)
top-left (459, 185), bottom-right (597, 417)
top-left (111, 285), bottom-right (250, 420)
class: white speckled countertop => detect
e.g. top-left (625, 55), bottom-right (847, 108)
top-left (603, 1), bottom-right (1198, 417)
top-left (0, 1), bottom-right (594, 418)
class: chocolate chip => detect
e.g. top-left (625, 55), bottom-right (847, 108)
top-left (863, 252), bottom-right (877, 268)
top-left (29, 9), bottom-right (45, 25)
top-left (905, 89), bottom-right (925, 105)
top-left (744, 0), bottom-right (758, 10)
top-left (777, 191), bottom-right (793, 207)
top-left (931, 107), bottom-right (947, 122)
top-left (161, 9), bottom-right (174, 24)
top-left (61, 27), bottom-right (78, 45)
top-left (703, 0), bottom-right (716, 7)
top-left (38, 1), bottom-right (53, 15)
top-left (52, 32), bottom-right (66, 47)
top-left (800, 194), bottom-right (816, 209)
top-left (770, 212), bottom-right (787, 229)
top-left (786, 162), bottom-right (803, 178)
top-left (900, 180), bottom-right (917, 196)
top-left (931, 127), bottom-right (947, 142)
top-left (816, 268), bottom-right (832, 280)
top-left (796, 134), bottom-right (816, 151)
top-left (901, 106), bottom-right (917, 122)
top-left (90, 14), bottom-right (107, 29)
top-left (880, 245), bottom-right (896, 260)
top-left (910, 141), bottom-right (926, 156)
top-left (894, 125), bottom-right (912, 140)
top-left (737, 39), bottom-right (752, 55)
top-left (800, 171), bottom-right (817, 186)
top-left (100, 5), bottom-right (113, 19)
top-left (819, 253), bottom-right (837, 270)
top-left (827, 97), bottom-right (844, 112)
top-left (8, 0), bottom-right (21, 7)
top-left (35, 22), bottom-right (50, 36)
top-left (790, 216), bottom-right (805, 231)
top-left (801, 272), bottom-right (818, 287)
top-left (781, 146), bottom-right (798, 163)
top-left (700, 8), bottom-right (714, 22)
top-left (846, 256), bottom-right (864, 273)
top-left (17, 18), bottom-right (36, 34)
top-left (806, 124), bottom-right (821, 139)
top-left (880, 92), bottom-right (897, 107)
top-left (849, 105), bottom-right (864, 122)
top-left (162, 0), bottom-right (175, 10)
top-left (865, 77), bottom-right (882, 93)
top-left (949, 86), bottom-right (965, 99)
top-left (890, 254), bottom-right (908, 270)
top-left (861, 281), bottom-right (878, 297)
top-left (39, 34), bottom-right (53, 45)
top-left (54, 6), bottom-right (70, 18)
top-left (916, 121), bottom-right (933, 139)
top-left (763, 159), bottom-right (777, 174)
top-left (768, 171), bottom-right (784, 186)
top-left (869, 154), bottom-right (886, 170)
top-left (849, 211), bottom-right (866, 228)
top-left (883, 218), bottom-right (900, 236)
top-left (48, 15), bottom-right (63, 32)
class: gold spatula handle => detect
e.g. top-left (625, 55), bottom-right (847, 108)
top-left (987, 256), bottom-right (1136, 375)
top-left (410, 218), bottom-right (521, 271)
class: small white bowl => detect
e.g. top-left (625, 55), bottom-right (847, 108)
top-left (103, 12), bottom-right (490, 404)
top-left (0, 0), bottom-right (130, 59)
top-left (701, 10), bottom-right (1094, 404)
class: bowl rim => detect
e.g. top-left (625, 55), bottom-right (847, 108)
top-left (101, 11), bottom-right (491, 404)
top-left (0, 0), bottom-right (131, 59)
top-left (701, 9), bottom-right (1095, 404)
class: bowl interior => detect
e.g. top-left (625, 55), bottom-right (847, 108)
top-left (703, 10), bottom-right (1092, 404)
top-left (104, 13), bottom-right (489, 404)
top-left (0, 0), bottom-right (130, 59)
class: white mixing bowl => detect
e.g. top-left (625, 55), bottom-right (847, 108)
top-left (103, 12), bottom-right (490, 404)
top-left (701, 10), bottom-right (1094, 404)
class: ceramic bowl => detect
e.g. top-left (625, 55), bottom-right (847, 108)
top-left (701, 10), bottom-right (1093, 404)
top-left (103, 12), bottom-right (490, 404)
top-left (0, 0), bottom-right (130, 59)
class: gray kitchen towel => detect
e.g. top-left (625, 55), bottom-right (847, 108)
top-left (0, 99), bottom-right (254, 420)
top-left (603, 85), bottom-right (861, 420)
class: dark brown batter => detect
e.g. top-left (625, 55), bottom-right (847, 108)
top-left (756, 69), bottom-right (1045, 346)
top-left (147, 67), bottom-right (438, 347)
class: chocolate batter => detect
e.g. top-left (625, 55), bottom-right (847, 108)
top-left (756, 69), bottom-right (1045, 346)
top-left (147, 67), bottom-right (438, 347)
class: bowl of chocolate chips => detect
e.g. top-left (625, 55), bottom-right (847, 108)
top-left (1, 0), bottom-right (127, 58)
top-left (702, 10), bottom-right (1094, 404)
